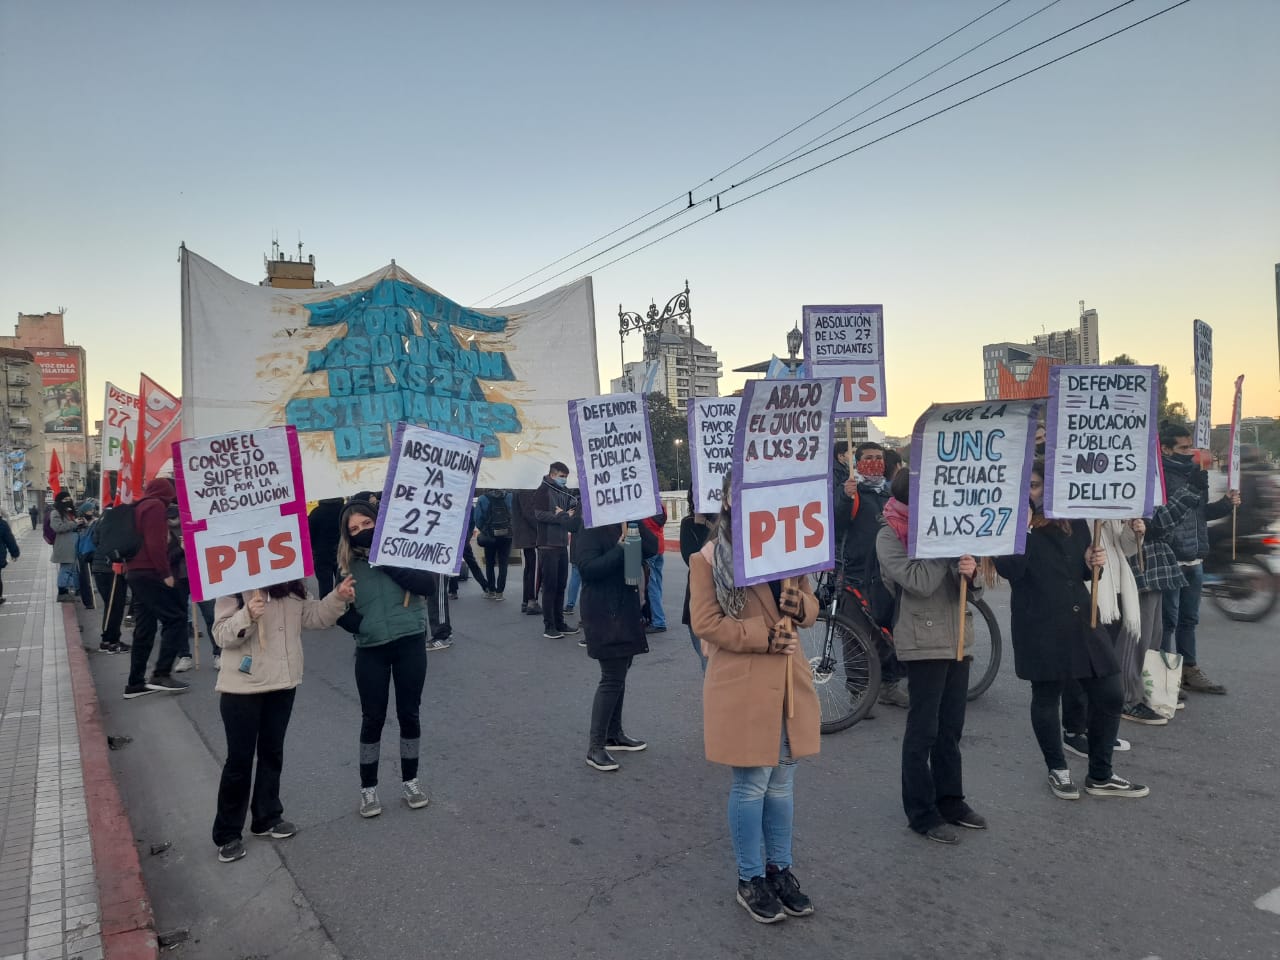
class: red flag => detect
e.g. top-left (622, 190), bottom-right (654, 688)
top-left (49, 448), bottom-right (63, 496)
top-left (135, 373), bottom-right (182, 489)
top-left (118, 434), bottom-right (135, 505)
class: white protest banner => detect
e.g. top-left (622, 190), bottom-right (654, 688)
top-left (568, 392), bottom-right (660, 529)
top-left (731, 378), bottom-right (839, 586)
top-left (1193, 319), bottom-right (1213, 449)
top-left (370, 423), bottom-right (483, 575)
top-left (802, 304), bottom-right (887, 417)
top-left (101, 381), bottom-right (139, 505)
top-left (688, 396), bottom-right (741, 514)
top-left (1227, 375), bottom-right (1244, 492)
top-left (173, 426), bottom-right (311, 601)
top-left (908, 399), bottom-right (1042, 559)
top-left (1044, 366), bottom-right (1158, 519)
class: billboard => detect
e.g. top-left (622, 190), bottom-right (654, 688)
top-left (31, 348), bottom-right (85, 435)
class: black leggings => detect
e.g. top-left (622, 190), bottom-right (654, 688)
top-left (354, 634), bottom-right (428, 788)
top-left (1029, 674), bottom-right (1123, 782)
top-left (589, 656), bottom-right (633, 749)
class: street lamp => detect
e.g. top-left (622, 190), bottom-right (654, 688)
top-left (619, 282), bottom-right (693, 399)
top-left (786, 322), bottom-right (803, 372)
top-left (674, 438), bottom-right (684, 490)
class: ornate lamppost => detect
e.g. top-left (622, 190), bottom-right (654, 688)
top-left (786, 322), bottom-right (804, 372)
top-left (619, 281), bottom-right (693, 396)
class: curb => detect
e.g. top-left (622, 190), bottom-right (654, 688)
top-left (62, 603), bottom-right (160, 960)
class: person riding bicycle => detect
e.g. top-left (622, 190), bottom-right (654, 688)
top-left (832, 441), bottom-right (907, 708)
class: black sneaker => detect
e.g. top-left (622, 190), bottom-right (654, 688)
top-left (1122, 703), bottom-right (1169, 726)
top-left (122, 683), bottom-right (154, 700)
top-left (1048, 768), bottom-right (1080, 800)
top-left (525, 603), bottom-right (542, 616)
top-left (736, 876), bottom-right (786, 924)
top-left (218, 839), bottom-right (247, 863)
top-left (98, 642), bottom-right (122, 654)
top-left (1085, 775), bottom-right (1150, 798)
top-left (923, 823), bottom-right (960, 844)
top-left (605, 734), bottom-right (647, 752)
top-left (945, 805), bottom-right (988, 830)
top-left (585, 748), bottom-right (619, 772)
top-left (145, 676), bottom-right (190, 694)
top-left (251, 820), bottom-right (297, 839)
top-left (557, 623), bottom-right (581, 635)
top-left (766, 867), bottom-right (814, 917)
top-left (1062, 732), bottom-right (1089, 759)
top-left (543, 630), bottom-right (564, 639)
top-left (114, 640), bottom-right (131, 652)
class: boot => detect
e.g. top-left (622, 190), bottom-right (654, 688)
top-left (1181, 665), bottom-right (1226, 695)
top-left (877, 680), bottom-right (910, 708)
top-left (585, 746), bottom-right (619, 772)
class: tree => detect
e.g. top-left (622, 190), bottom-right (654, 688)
top-left (644, 392), bottom-right (689, 491)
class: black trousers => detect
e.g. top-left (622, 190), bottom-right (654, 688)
top-left (1030, 673), bottom-right (1123, 782)
top-left (77, 557), bottom-right (95, 607)
top-left (483, 537), bottom-right (512, 595)
top-left (313, 555), bottom-right (338, 597)
top-left (126, 575), bottom-right (187, 686)
top-left (538, 547), bottom-right (568, 630)
top-left (212, 688), bottom-right (296, 845)
top-left (94, 571), bottom-right (127, 645)
top-left (522, 548), bottom-right (539, 604)
top-left (901, 658), bottom-right (970, 832)
top-left (589, 656), bottom-right (633, 749)
top-left (354, 634), bottom-right (428, 788)
top-left (450, 542), bottom-right (490, 594)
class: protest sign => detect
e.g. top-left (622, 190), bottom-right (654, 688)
top-left (1193, 319), bottom-right (1212, 448)
top-left (1044, 366), bottom-right (1158, 519)
top-left (908, 399), bottom-right (1042, 559)
top-left (1227, 375), bottom-right (1244, 492)
top-left (370, 423), bottom-right (483, 575)
top-left (173, 425), bottom-right (311, 601)
top-left (100, 382), bottom-right (139, 505)
top-left (732, 378), bottom-right (839, 586)
top-left (568, 393), bottom-right (660, 529)
top-left (688, 396), bottom-right (741, 515)
top-left (802, 304), bottom-right (887, 417)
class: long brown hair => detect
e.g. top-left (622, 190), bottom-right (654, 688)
top-left (1027, 460), bottom-right (1071, 535)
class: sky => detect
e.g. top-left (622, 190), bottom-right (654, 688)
top-left (1, 0), bottom-right (1277, 441)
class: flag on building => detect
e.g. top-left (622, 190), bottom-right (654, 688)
top-left (49, 449), bottom-right (63, 497)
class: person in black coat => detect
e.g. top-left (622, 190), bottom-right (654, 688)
top-left (993, 461), bottom-right (1148, 802)
top-left (308, 498), bottom-right (346, 596)
top-left (0, 513), bottom-right (19, 604)
top-left (679, 490), bottom-right (716, 672)
top-left (576, 519), bottom-right (658, 772)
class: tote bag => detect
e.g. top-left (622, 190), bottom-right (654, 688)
top-left (1142, 650), bottom-right (1182, 719)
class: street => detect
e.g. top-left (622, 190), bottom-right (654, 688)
top-left (79, 561), bottom-right (1280, 960)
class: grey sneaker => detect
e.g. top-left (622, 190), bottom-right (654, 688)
top-left (1048, 768), bottom-right (1080, 800)
top-left (173, 656), bottom-right (194, 673)
top-left (359, 787), bottom-right (382, 818)
top-left (1122, 703), bottom-right (1169, 725)
top-left (1085, 775), bottom-right (1149, 798)
top-left (218, 839), bottom-right (247, 863)
top-left (402, 779), bottom-right (429, 809)
top-left (425, 638), bottom-right (453, 652)
top-left (877, 680), bottom-right (910, 709)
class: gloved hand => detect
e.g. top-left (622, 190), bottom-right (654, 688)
top-left (778, 583), bottom-right (803, 619)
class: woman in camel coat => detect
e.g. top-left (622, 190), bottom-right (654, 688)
top-left (689, 474), bottom-right (821, 925)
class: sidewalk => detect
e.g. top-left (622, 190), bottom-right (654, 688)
top-left (0, 527), bottom-right (156, 960)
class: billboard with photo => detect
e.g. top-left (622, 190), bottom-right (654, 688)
top-left (31, 348), bottom-right (85, 435)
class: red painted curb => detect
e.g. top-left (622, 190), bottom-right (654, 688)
top-left (62, 604), bottom-right (160, 960)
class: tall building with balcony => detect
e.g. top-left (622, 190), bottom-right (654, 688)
top-left (610, 320), bottom-right (723, 405)
top-left (1, 348), bottom-right (47, 511)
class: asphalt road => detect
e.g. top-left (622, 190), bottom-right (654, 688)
top-left (81, 563), bottom-right (1280, 960)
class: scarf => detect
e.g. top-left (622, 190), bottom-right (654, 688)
top-left (711, 534), bottom-right (746, 618)
top-left (1095, 520), bottom-right (1141, 641)
top-left (882, 498), bottom-right (909, 548)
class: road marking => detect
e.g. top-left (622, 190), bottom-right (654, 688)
top-left (1255, 887), bottom-right (1280, 915)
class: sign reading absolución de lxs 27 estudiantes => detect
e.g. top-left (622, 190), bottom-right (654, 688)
top-left (802, 304), bottom-right (887, 418)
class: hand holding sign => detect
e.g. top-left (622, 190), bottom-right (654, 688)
top-left (335, 576), bottom-right (356, 602)
top-left (958, 555), bottom-right (977, 579)
top-left (246, 591), bottom-right (267, 621)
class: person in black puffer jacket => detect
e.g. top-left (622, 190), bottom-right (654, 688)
top-left (1158, 422), bottom-right (1239, 695)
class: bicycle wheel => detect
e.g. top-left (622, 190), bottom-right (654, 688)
top-left (798, 611), bottom-right (881, 734)
top-left (965, 598), bottom-right (1002, 701)
top-left (1209, 558), bottom-right (1277, 622)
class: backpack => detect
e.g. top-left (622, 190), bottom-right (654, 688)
top-left (95, 504), bottom-right (143, 562)
top-left (42, 508), bottom-right (56, 546)
top-left (77, 526), bottom-right (96, 560)
top-left (482, 493), bottom-right (512, 539)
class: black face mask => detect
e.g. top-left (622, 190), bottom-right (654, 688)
top-left (1170, 452), bottom-right (1194, 465)
top-left (350, 529), bottom-right (374, 550)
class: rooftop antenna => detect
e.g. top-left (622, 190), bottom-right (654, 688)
top-left (297, 231), bottom-right (304, 263)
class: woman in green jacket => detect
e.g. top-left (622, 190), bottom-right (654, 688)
top-left (338, 500), bottom-right (434, 818)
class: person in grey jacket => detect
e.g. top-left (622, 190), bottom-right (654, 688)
top-left (875, 469), bottom-right (986, 844)
top-left (49, 491), bottom-right (85, 601)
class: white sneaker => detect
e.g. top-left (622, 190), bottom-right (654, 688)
top-left (402, 779), bottom-right (429, 809)
top-left (1113, 737), bottom-right (1131, 752)
top-left (359, 787), bottom-right (382, 818)
top-left (173, 656), bottom-right (194, 673)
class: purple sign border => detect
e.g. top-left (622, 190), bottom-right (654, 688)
top-left (729, 378), bottom-right (838, 588)
top-left (906, 400), bottom-right (1040, 559)
top-left (370, 421), bottom-right (483, 576)
top-left (1045, 365), bottom-right (1159, 519)
top-left (568, 393), bottom-right (661, 529)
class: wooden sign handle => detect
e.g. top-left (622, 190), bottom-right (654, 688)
top-left (781, 576), bottom-right (796, 719)
top-left (1090, 519), bottom-right (1102, 628)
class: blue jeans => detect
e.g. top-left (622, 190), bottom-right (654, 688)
top-left (645, 554), bottom-right (666, 628)
top-left (688, 626), bottom-right (706, 673)
top-left (565, 564), bottom-right (581, 609)
top-left (1161, 563), bottom-right (1203, 666)
top-left (728, 735), bottom-right (796, 882)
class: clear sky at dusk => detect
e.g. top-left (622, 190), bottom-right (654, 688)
top-left (2, 0), bottom-right (1276, 438)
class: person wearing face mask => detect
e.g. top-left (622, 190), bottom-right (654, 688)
top-left (1158, 422), bottom-right (1240, 695)
top-left (994, 461), bottom-right (1148, 801)
top-left (532, 461), bottom-right (580, 639)
top-left (336, 500), bottom-right (434, 818)
top-left (832, 441), bottom-right (907, 708)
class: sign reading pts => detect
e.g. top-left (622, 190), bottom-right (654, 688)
top-left (191, 513), bottom-right (308, 596)
top-left (748, 501), bottom-right (824, 559)
top-left (204, 531), bottom-right (299, 585)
